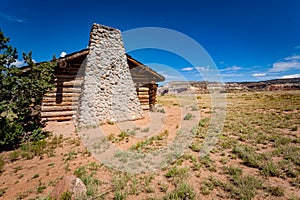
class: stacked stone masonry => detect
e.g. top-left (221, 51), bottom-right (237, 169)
top-left (77, 24), bottom-right (143, 127)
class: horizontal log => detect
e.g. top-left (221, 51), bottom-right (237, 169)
top-left (49, 87), bottom-right (82, 93)
top-left (138, 91), bottom-right (149, 95)
top-left (138, 99), bottom-right (149, 103)
top-left (137, 87), bottom-right (149, 92)
top-left (54, 74), bottom-right (79, 79)
top-left (138, 98), bottom-right (149, 101)
top-left (41, 106), bottom-right (77, 112)
top-left (53, 77), bottom-right (83, 82)
top-left (42, 102), bottom-right (78, 106)
top-left (42, 116), bottom-right (73, 121)
top-left (41, 111), bottom-right (75, 118)
top-left (138, 95), bottom-right (149, 99)
top-left (44, 93), bottom-right (81, 98)
top-left (54, 80), bottom-right (83, 87)
top-left (42, 97), bottom-right (79, 102)
top-left (141, 105), bottom-right (150, 110)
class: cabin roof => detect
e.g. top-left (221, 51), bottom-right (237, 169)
top-left (21, 49), bottom-right (165, 83)
top-left (55, 49), bottom-right (165, 83)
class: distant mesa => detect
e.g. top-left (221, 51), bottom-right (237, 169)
top-left (158, 78), bottom-right (300, 95)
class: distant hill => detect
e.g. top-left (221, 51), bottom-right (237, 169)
top-left (158, 78), bottom-right (300, 94)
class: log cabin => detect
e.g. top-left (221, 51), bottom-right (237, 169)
top-left (37, 49), bottom-right (165, 122)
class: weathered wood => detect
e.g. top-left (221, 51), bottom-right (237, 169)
top-left (42, 102), bottom-right (78, 106)
top-left (42, 116), bottom-right (73, 121)
top-left (49, 87), bottom-right (82, 93)
top-left (138, 99), bottom-right (149, 103)
top-left (141, 105), bottom-right (150, 110)
top-left (42, 97), bottom-right (79, 102)
top-left (138, 95), bottom-right (149, 99)
top-left (54, 74), bottom-right (78, 79)
top-left (41, 106), bottom-right (77, 112)
top-left (54, 81), bottom-right (83, 87)
top-left (137, 91), bottom-right (148, 95)
top-left (54, 77), bottom-right (83, 82)
top-left (44, 93), bottom-right (81, 98)
top-left (138, 97), bottom-right (149, 101)
top-left (41, 111), bottom-right (75, 117)
top-left (138, 87), bottom-right (149, 92)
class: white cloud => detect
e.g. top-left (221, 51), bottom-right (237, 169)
top-left (195, 66), bottom-right (210, 72)
top-left (60, 52), bottom-right (67, 57)
top-left (221, 73), bottom-right (242, 78)
top-left (181, 67), bottom-right (193, 71)
top-left (220, 65), bottom-right (242, 72)
top-left (252, 73), bottom-right (266, 77)
top-left (281, 74), bottom-right (300, 79)
top-left (270, 54), bottom-right (300, 72)
top-left (283, 55), bottom-right (300, 61)
top-left (0, 12), bottom-right (26, 23)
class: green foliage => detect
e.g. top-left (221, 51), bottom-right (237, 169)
top-left (60, 191), bottom-right (72, 200)
top-left (0, 30), bottom-right (55, 149)
top-left (0, 187), bottom-right (7, 197)
top-left (183, 113), bottom-right (193, 120)
top-left (267, 185), bottom-right (285, 196)
top-left (163, 183), bottom-right (195, 200)
top-left (0, 156), bottom-right (4, 173)
top-left (165, 166), bottom-right (189, 182)
top-left (232, 144), bottom-right (262, 168)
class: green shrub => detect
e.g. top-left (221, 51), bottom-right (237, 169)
top-left (183, 113), bottom-right (193, 120)
top-left (261, 161), bottom-right (280, 177)
top-left (267, 185), bottom-right (285, 196)
top-left (60, 191), bottom-right (72, 200)
top-left (163, 183), bottom-right (195, 200)
top-left (0, 30), bottom-right (55, 149)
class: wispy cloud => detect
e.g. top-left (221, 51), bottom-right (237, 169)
top-left (181, 66), bottom-right (210, 72)
top-left (283, 55), bottom-right (300, 61)
top-left (270, 54), bottom-right (300, 72)
top-left (220, 65), bottom-right (242, 72)
top-left (221, 73), bottom-right (243, 78)
top-left (252, 73), bottom-right (266, 77)
top-left (281, 74), bottom-right (300, 79)
top-left (181, 67), bottom-right (193, 71)
top-left (0, 12), bottom-right (26, 23)
top-left (294, 45), bottom-right (300, 49)
top-left (195, 66), bottom-right (210, 72)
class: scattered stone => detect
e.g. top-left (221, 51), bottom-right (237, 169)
top-left (50, 175), bottom-right (86, 200)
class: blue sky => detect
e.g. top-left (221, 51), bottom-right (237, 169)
top-left (1, 0), bottom-right (300, 83)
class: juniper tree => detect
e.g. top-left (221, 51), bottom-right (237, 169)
top-left (0, 30), bottom-right (55, 149)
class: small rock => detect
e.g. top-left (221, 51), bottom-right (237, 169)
top-left (50, 175), bottom-right (86, 200)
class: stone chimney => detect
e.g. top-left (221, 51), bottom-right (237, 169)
top-left (77, 23), bottom-right (143, 127)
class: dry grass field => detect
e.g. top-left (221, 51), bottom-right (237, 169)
top-left (0, 90), bottom-right (299, 200)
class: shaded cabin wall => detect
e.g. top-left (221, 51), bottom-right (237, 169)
top-left (41, 59), bottom-right (85, 121)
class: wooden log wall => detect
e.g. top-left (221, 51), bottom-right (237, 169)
top-left (41, 59), bottom-right (160, 120)
top-left (136, 83), bottom-right (158, 110)
top-left (148, 83), bottom-right (158, 108)
top-left (137, 86), bottom-right (150, 110)
top-left (41, 63), bottom-right (84, 121)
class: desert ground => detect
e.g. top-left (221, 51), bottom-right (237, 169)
top-left (0, 90), bottom-right (299, 200)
